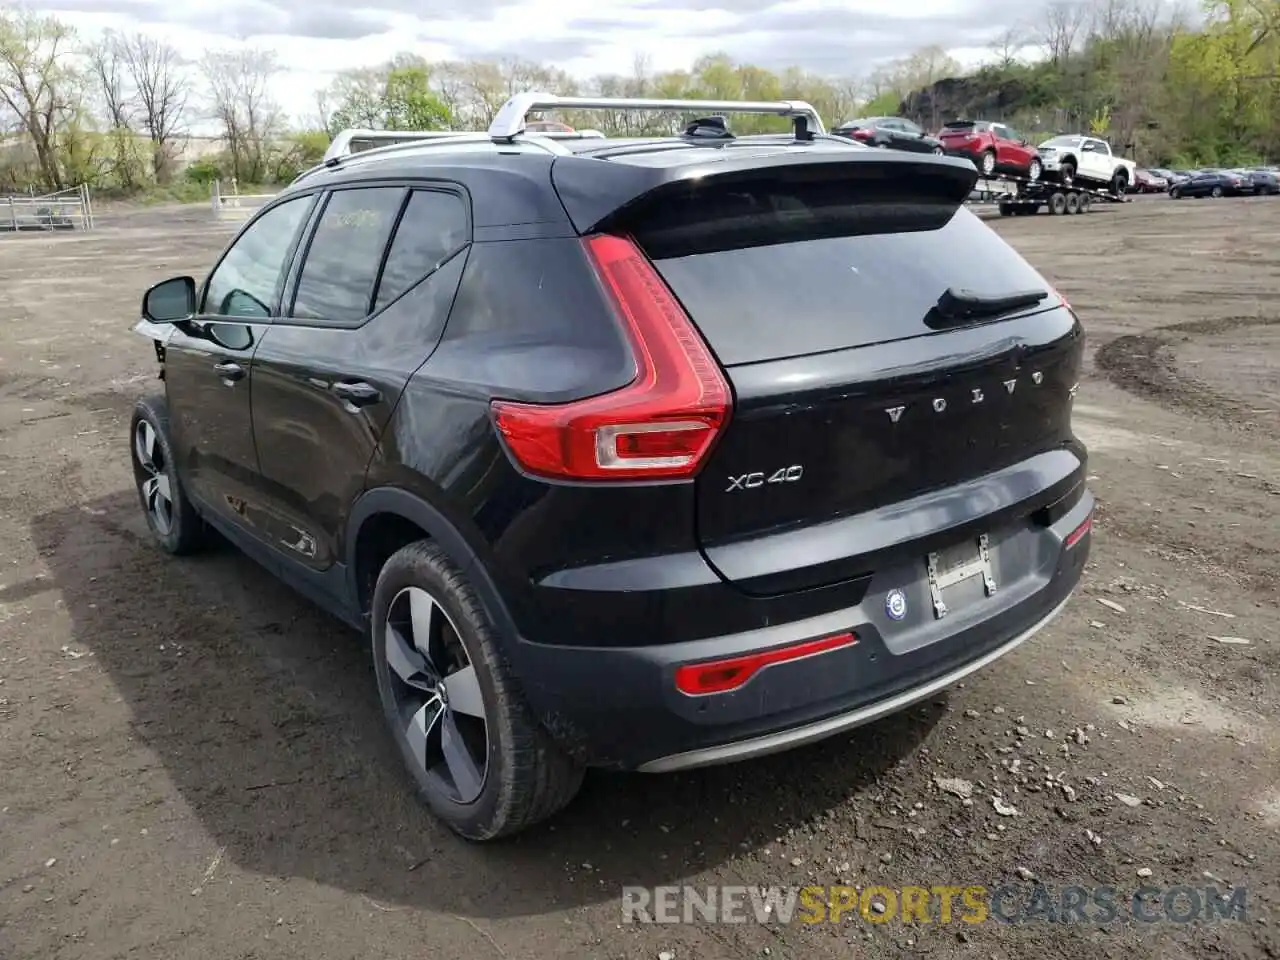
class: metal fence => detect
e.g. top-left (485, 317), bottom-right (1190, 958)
top-left (211, 179), bottom-right (278, 220)
top-left (0, 184), bottom-right (94, 232)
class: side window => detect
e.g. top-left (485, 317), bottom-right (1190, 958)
top-left (990, 124), bottom-right (1007, 140)
top-left (900, 119), bottom-right (922, 135)
top-left (203, 195), bottom-right (313, 319)
top-left (290, 186), bottom-right (406, 326)
top-left (374, 189), bottom-right (470, 313)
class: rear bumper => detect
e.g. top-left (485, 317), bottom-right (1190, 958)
top-left (641, 592), bottom-right (1070, 772)
top-left (513, 488), bottom-right (1093, 771)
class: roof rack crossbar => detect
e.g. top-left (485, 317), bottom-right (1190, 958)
top-left (487, 93), bottom-right (826, 141)
top-left (321, 127), bottom-right (607, 163)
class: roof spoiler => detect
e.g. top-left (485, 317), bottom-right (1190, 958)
top-left (550, 148), bottom-right (980, 235)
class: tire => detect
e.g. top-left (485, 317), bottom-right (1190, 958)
top-left (1170, 188), bottom-right (1181, 199)
top-left (1060, 161), bottom-right (1076, 186)
top-left (1211, 185), bottom-right (1223, 198)
top-left (998, 202), bottom-right (1013, 216)
top-left (980, 150), bottom-right (996, 176)
top-left (1111, 170), bottom-right (1128, 197)
top-left (1065, 191), bottom-right (1081, 214)
top-left (1049, 191), bottom-right (1068, 215)
top-left (932, 145), bottom-right (943, 155)
top-left (370, 539), bottom-right (584, 841)
top-left (129, 395), bottom-right (207, 555)
top-left (1027, 158), bottom-right (1043, 181)
top-left (1078, 192), bottom-right (1092, 213)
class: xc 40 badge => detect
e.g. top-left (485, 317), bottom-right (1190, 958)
top-left (725, 465), bottom-right (804, 492)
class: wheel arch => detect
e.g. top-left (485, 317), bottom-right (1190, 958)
top-left (345, 487), bottom-right (521, 646)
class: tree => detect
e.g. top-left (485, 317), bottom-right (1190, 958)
top-left (0, 7), bottom-right (78, 188)
top-left (118, 31), bottom-right (188, 183)
top-left (1039, 1), bottom-right (1090, 64)
top-left (201, 47), bottom-right (281, 183)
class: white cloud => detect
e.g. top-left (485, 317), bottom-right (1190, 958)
top-left (25, 0), bottom-right (1043, 122)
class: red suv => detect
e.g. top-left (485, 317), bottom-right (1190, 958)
top-left (938, 121), bottom-right (1042, 180)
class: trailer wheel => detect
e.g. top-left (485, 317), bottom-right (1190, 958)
top-left (1065, 191), bottom-right (1081, 214)
top-left (1078, 192), bottom-right (1092, 213)
top-left (1049, 191), bottom-right (1068, 215)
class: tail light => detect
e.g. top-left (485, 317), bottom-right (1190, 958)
top-left (491, 234), bottom-right (732, 482)
top-left (674, 631), bottom-right (857, 696)
top-left (851, 128), bottom-right (873, 142)
top-left (1065, 511), bottom-right (1093, 548)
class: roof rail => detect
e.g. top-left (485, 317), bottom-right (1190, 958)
top-left (488, 93), bottom-right (826, 141)
top-left (321, 126), bottom-right (607, 163)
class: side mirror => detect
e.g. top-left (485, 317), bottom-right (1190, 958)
top-left (142, 276), bottom-right (196, 323)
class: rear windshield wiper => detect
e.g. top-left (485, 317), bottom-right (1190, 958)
top-left (926, 286), bottom-right (1050, 328)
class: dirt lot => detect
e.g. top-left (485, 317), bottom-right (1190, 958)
top-left (1, 197), bottom-right (1277, 960)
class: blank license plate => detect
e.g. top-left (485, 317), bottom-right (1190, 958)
top-left (926, 534), bottom-right (997, 619)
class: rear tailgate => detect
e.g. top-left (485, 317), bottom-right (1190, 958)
top-left (938, 121), bottom-right (982, 149)
top-left (552, 147), bottom-right (1084, 594)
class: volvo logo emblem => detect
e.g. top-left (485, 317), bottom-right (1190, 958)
top-left (885, 588), bottom-right (908, 621)
top-left (881, 372), bottom-right (1047, 423)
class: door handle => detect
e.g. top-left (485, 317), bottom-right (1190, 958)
top-left (213, 361), bottom-right (245, 382)
top-left (331, 380), bottom-right (381, 405)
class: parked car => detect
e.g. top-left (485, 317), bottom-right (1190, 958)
top-left (937, 120), bottom-right (1042, 179)
top-left (128, 96), bottom-right (1093, 841)
top-left (831, 116), bottom-right (944, 154)
top-left (1169, 170), bottom-right (1251, 198)
top-left (1132, 168), bottom-right (1168, 193)
top-left (1150, 168), bottom-right (1188, 188)
top-left (1035, 135), bottom-right (1137, 195)
top-left (1246, 169), bottom-right (1280, 194)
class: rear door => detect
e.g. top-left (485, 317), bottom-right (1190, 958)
top-left (1079, 139), bottom-right (1109, 180)
top-left (991, 123), bottom-right (1019, 167)
top-left (896, 118), bottom-right (929, 152)
top-left (250, 184), bottom-right (471, 573)
top-left (614, 161), bottom-right (1083, 588)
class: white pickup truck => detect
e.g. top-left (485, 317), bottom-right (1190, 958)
top-left (1036, 135), bottom-right (1137, 194)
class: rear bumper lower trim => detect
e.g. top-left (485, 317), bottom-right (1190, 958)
top-left (636, 593), bottom-right (1072, 773)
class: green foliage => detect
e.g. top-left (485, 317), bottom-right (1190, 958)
top-left (184, 157), bottom-right (222, 184)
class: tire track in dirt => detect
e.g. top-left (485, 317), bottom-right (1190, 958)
top-left (1095, 315), bottom-right (1279, 432)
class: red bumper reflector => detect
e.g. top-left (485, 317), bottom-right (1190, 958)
top-left (674, 631), bottom-right (857, 696)
top-left (1065, 512), bottom-right (1093, 548)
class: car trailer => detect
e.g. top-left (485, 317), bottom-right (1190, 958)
top-left (983, 173), bottom-right (1131, 216)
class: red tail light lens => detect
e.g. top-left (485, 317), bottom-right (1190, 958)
top-left (851, 128), bottom-right (873, 141)
top-left (491, 234), bottom-right (732, 482)
top-left (1065, 512), bottom-right (1093, 548)
top-left (675, 631), bottom-right (857, 696)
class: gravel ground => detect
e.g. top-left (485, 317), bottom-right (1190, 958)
top-left (0, 196), bottom-right (1277, 960)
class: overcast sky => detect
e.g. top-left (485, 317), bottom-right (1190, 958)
top-left (29, 0), bottom-right (1024, 122)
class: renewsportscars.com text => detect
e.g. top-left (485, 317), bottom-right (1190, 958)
top-left (621, 884), bottom-right (1248, 925)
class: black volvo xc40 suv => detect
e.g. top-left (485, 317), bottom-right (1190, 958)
top-left (130, 102), bottom-right (1093, 840)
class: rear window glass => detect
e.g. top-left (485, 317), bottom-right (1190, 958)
top-left (632, 173), bottom-right (1050, 367)
top-left (374, 190), bottom-right (469, 312)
